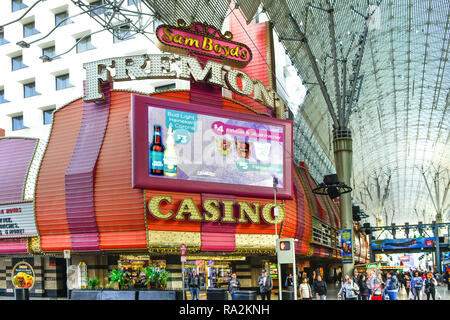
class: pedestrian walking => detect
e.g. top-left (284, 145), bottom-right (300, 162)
top-left (424, 272), bottom-right (437, 300)
top-left (367, 270), bottom-right (375, 296)
top-left (257, 269), bottom-right (273, 300)
top-left (358, 274), bottom-right (370, 300)
top-left (228, 273), bottom-right (241, 300)
top-left (299, 277), bottom-right (313, 300)
top-left (338, 275), bottom-right (359, 300)
top-left (385, 272), bottom-right (399, 300)
top-left (370, 278), bottom-right (384, 300)
top-left (445, 270), bottom-right (450, 291)
top-left (285, 273), bottom-right (294, 291)
top-left (352, 269), bottom-right (361, 300)
top-left (404, 274), bottom-right (411, 299)
top-left (310, 270), bottom-right (317, 297)
top-left (411, 271), bottom-right (423, 300)
top-left (314, 274), bottom-right (327, 300)
top-left (188, 270), bottom-right (201, 300)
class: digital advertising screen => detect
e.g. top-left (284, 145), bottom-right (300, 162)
top-left (132, 95), bottom-right (293, 199)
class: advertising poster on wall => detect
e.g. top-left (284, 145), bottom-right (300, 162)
top-left (341, 229), bottom-right (353, 264)
top-left (132, 95), bottom-right (293, 199)
top-left (11, 261), bottom-right (35, 289)
top-left (370, 237), bottom-right (435, 250)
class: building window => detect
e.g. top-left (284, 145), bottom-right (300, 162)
top-left (24, 82), bottom-right (38, 98)
top-left (55, 74), bottom-right (71, 90)
top-left (23, 21), bottom-right (39, 38)
top-left (12, 0), bottom-right (27, 12)
top-left (0, 90), bottom-right (8, 104)
top-left (12, 115), bottom-right (26, 131)
top-left (89, 1), bottom-right (105, 16)
top-left (12, 55), bottom-right (27, 71)
top-left (0, 30), bottom-right (8, 46)
top-left (113, 25), bottom-right (133, 43)
top-left (55, 11), bottom-right (70, 26)
top-left (43, 109), bottom-right (55, 125)
top-left (42, 45), bottom-right (58, 60)
top-left (76, 35), bottom-right (95, 53)
top-left (155, 83), bottom-right (176, 91)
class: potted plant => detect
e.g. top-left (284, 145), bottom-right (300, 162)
top-left (141, 265), bottom-right (158, 289)
top-left (101, 268), bottom-right (136, 300)
top-left (106, 268), bottom-right (130, 290)
top-left (138, 267), bottom-right (182, 300)
top-left (156, 269), bottom-right (170, 289)
top-left (87, 277), bottom-right (100, 290)
top-left (71, 277), bottom-right (102, 300)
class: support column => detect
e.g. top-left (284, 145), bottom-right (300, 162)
top-left (333, 129), bottom-right (354, 277)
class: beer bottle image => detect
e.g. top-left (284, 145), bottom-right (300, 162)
top-left (149, 125), bottom-right (165, 175)
top-left (164, 124), bottom-right (177, 177)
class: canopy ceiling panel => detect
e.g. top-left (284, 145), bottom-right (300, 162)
top-left (237, 0), bottom-right (450, 225)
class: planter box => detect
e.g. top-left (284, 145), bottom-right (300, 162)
top-left (233, 290), bottom-right (257, 300)
top-left (138, 290), bottom-right (183, 300)
top-left (71, 290), bottom-right (102, 300)
top-left (207, 288), bottom-right (228, 300)
top-left (100, 290), bottom-right (137, 300)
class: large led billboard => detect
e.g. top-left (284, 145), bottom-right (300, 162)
top-left (132, 95), bottom-right (293, 199)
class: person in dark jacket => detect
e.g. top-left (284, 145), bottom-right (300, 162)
top-left (257, 270), bottom-right (273, 300)
top-left (352, 269), bottom-right (361, 300)
top-left (358, 274), bottom-right (370, 300)
top-left (285, 273), bottom-right (294, 291)
top-left (188, 270), bottom-right (201, 300)
top-left (228, 273), bottom-right (241, 300)
top-left (314, 274), bottom-right (328, 300)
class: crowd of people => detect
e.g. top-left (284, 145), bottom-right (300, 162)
top-left (282, 267), bottom-right (450, 300)
top-left (185, 267), bottom-right (450, 300)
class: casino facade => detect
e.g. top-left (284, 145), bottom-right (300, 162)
top-left (0, 14), bottom-right (370, 298)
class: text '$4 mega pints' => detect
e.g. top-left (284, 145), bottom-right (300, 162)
top-left (150, 125), bottom-right (165, 175)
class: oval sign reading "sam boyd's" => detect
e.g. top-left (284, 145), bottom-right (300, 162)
top-left (156, 20), bottom-right (252, 68)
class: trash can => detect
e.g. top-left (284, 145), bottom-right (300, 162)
top-left (207, 288), bottom-right (228, 300)
top-left (15, 288), bottom-right (30, 300)
top-left (232, 290), bottom-right (257, 300)
top-left (282, 290), bottom-right (295, 300)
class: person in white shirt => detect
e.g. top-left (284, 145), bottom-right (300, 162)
top-left (299, 277), bottom-right (313, 300)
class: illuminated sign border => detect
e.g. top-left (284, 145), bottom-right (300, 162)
top-left (132, 94), bottom-right (293, 199)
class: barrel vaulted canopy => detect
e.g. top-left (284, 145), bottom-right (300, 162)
top-left (68, 0), bottom-right (449, 225)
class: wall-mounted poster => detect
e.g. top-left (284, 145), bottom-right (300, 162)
top-left (341, 229), bottom-right (353, 264)
top-left (132, 95), bottom-right (293, 199)
top-left (371, 237), bottom-right (435, 250)
top-left (11, 261), bottom-right (35, 289)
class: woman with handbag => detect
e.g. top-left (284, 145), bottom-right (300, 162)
top-left (338, 275), bottom-right (359, 300)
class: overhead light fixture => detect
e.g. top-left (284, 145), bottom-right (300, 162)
top-left (16, 41), bottom-right (30, 48)
top-left (312, 174), bottom-right (352, 200)
top-left (39, 55), bottom-right (52, 62)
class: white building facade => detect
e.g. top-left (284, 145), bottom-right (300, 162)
top-left (0, 0), bottom-right (188, 141)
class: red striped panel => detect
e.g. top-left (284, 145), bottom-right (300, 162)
top-left (0, 238), bottom-right (28, 254)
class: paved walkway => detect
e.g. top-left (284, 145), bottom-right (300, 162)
top-left (1, 283), bottom-right (449, 300)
